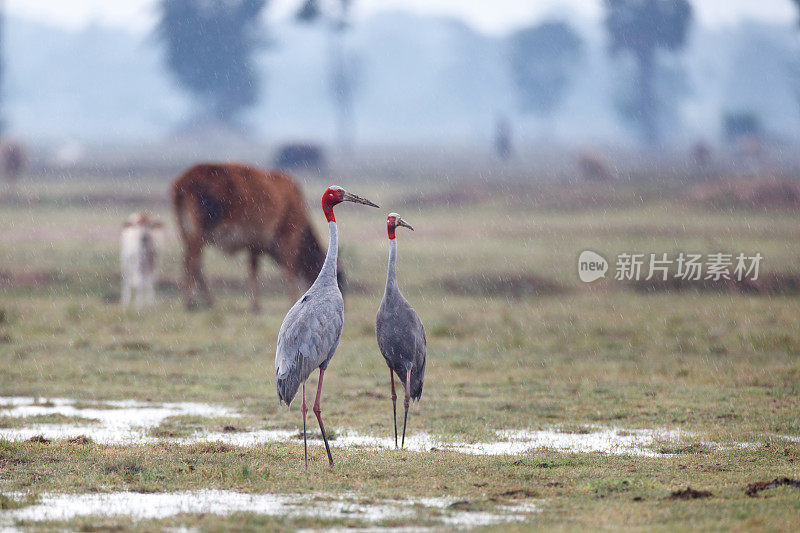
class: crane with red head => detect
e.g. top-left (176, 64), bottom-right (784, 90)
top-left (275, 185), bottom-right (379, 468)
top-left (376, 213), bottom-right (427, 448)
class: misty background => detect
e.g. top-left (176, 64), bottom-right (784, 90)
top-left (1, 0), bottom-right (800, 166)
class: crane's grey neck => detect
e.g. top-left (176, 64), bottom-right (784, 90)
top-left (319, 220), bottom-right (338, 281)
top-left (385, 238), bottom-right (399, 292)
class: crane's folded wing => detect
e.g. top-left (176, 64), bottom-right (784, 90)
top-left (276, 294), bottom-right (344, 380)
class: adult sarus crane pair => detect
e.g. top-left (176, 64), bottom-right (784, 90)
top-left (275, 186), bottom-right (426, 468)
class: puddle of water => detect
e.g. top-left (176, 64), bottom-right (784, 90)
top-left (0, 397), bottom-right (239, 445)
top-left (0, 396), bottom-right (685, 456)
top-left (333, 428), bottom-right (683, 457)
top-left (1, 491), bottom-right (537, 529)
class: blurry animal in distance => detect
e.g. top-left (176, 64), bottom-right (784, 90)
top-left (734, 135), bottom-right (766, 168)
top-left (171, 163), bottom-right (344, 312)
top-left (691, 140), bottom-right (712, 168)
top-left (576, 149), bottom-right (614, 183)
top-left (494, 116), bottom-right (513, 161)
top-left (121, 213), bottom-right (162, 310)
top-left (273, 143), bottom-right (327, 173)
top-left (1, 140), bottom-right (27, 194)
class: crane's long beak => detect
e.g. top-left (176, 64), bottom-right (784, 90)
top-left (396, 217), bottom-right (414, 231)
top-left (343, 191), bottom-right (379, 208)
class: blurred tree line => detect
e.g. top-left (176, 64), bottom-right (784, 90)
top-left (0, 0), bottom-right (5, 134)
top-left (295, 0), bottom-right (358, 153)
top-left (157, 0), bottom-right (358, 151)
top-left (509, 22), bottom-right (583, 120)
top-left (157, 0), bottom-right (267, 129)
top-left (508, 0), bottom-right (692, 147)
top-left (1, 0), bottom-right (795, 149)
top-left (155, 0), bottom-right (695, 149)
top-left (604, 0), bottom-right (692, 146)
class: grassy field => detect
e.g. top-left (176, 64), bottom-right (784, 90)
top-left (1, 176), bottom-right (799, 530)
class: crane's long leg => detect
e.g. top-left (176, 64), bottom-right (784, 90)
top-left (401, 368), bottom-right (411, 449)
top-left (390, 369), bottom-right (398, 448)
top-left (313, 368), bottom-right (335, 467)
top-left (301, 381), bottom-right (308, 470)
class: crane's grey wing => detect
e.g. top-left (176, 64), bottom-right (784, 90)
top-left (275, 291), bottom-right (343, 405)
top-left (376, 294), bottom-right (427, 400)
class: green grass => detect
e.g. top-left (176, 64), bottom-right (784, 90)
top-left (148, 415), bottom-right (249, 438)
top-left (1, 177), bottom-right (799, 530)
top-left (0, 414), bottom-right (100, 428)
top-left (0, 492), bottom-right (37, 511)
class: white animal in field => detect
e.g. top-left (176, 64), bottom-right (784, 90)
top-left (120, 213), bottom-right (162, 309)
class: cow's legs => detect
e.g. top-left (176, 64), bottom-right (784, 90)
top-left (121, 269), bottom-right (131, 308)
top-left (183, 243), bottom-right (198, 308)
top-left (185, 240), bottom-right (213, 309)
top-left (248, 250), bottom-right (261, 313)
top-left (195, 255), bottom-right (213, 307)
top-left (134, 281), bottom-right (144, 310)
top-left (145, 275), bottom-right (156, 307)
top-left (197, 275), bottom-right (212, 306)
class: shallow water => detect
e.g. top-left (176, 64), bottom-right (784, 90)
top-left (0, 396), bottom-right (684, 455)
top-left (333, 428), bottom-right (683, 457)
top-left (0, 397), bottom-right (239, 444)
top-left (2, 490), bottom-right (536, 528)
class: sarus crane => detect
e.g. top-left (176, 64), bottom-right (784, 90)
top-left (376, 213), bottom-right (427, 448)
top-left (275, 185), bottom-right (379, 468)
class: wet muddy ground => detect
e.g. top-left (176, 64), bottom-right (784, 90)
top-left (2, 490), bottom-right (538, 528)
top-left (2, 180), bottom-right (799, 530)
top-left (0, 396), bottom-right (737, 456)
top-left (0, 395), bottom-right (759, 528)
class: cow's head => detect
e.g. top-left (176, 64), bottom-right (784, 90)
top-left (123, 212), bottom-right (163, 230)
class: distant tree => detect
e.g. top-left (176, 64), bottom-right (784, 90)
top-left (157, 0), bottom-right (267, 127)
top-left (791, 0), bottom-right (800, 110)
top-left (296, 0), bottom-right (358, 153)
top-left (604, 0), bottom-right (692, 146)
top-left (508, 21), bottom-right (583, 117)
top-left (0, 0), bottom-right (5, 133)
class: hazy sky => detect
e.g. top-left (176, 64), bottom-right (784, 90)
top-left (6, 0), bottom-right (798, 35)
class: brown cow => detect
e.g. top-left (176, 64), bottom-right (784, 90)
top-left (171, 163), bottom-right (345, 312)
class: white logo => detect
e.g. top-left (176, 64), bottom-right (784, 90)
top-left (578, 250), bottom-right (608, 283)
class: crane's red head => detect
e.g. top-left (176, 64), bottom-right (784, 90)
top-left (386, 212), bottom-right (414, 239)
top-left (321, 185), bottom-right (379, 222)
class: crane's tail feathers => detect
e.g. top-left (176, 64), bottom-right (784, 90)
top-left (277, 374), bottom-right (301, 407)
top-left (411, 378), bottom-right (424, 401)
